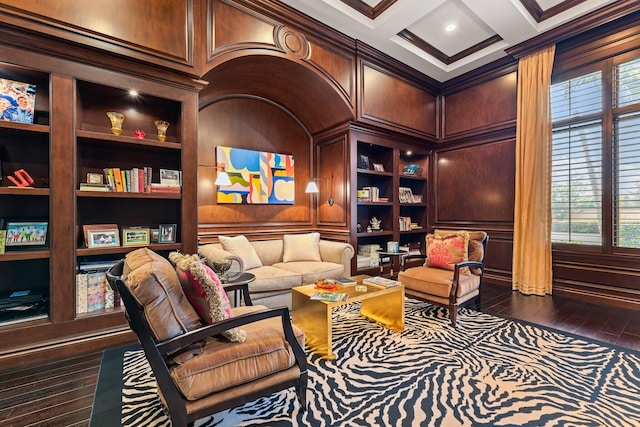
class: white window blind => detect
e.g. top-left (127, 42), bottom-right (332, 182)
top-left (614, 114), bottom-right (640, 249)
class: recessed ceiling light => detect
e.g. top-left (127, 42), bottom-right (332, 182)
top-left (128, 89), bottom-right (139, 97)
top-left (445, 24), bottom-right (457, 32)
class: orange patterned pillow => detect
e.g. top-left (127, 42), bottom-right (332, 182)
top-left (426, 232), bottom-right (470, 274)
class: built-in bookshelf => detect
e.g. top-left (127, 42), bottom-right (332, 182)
top-left (0, 49), bottom-right (198, 367)
top-left (351, 128), bottom-right (429, 276)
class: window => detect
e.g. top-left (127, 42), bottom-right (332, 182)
top-left (551, 57), bottom-right (640, 250)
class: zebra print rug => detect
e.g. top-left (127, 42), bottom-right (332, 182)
top-left (105, 299), bottom-right (640, 426)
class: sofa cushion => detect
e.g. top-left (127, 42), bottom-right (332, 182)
top-left (282, 232), bottom-right (321, 262)
top-left (169, 304), bottom-right (305, 401)
top-left (426, 231), bottom-right (470, 274)
top-left (248, 266), bottom-right (302, 292)
top-left (273, 261), bottom-right (343, 284)
top-left (219, 235), bottom-right (263, 270)
top-left (169, 252), bottom-right (246, 343)
top-left (123, 248), bottom-right (202, 342)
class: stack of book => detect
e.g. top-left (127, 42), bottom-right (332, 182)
top-left (310, 291), bottom-right (349, 302)
top-left (75, 260), bottom-right (120, 314)
top-left (362, 276), bottom-right (399, 288)
top-left (102, 167), bottom-right (153, 193)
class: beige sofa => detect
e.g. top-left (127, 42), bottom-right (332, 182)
top-left (199, 233), bottom-right (355, 307)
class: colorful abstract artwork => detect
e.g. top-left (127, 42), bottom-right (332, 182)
top-left (216, 146), bottom-right (295, 204)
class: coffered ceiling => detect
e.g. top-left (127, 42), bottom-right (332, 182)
top-left (279, 0), bottom-right (618, 82)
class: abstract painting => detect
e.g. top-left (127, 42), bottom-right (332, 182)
top-left (216, 146), bottom-right (295, 204)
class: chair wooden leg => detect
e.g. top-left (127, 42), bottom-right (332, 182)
top-left (449, 306), bottom-right (457, 327)
top-left (475, 295), bottom-right (481, 311)
top-left (296, 375), bottom-right (307, 411)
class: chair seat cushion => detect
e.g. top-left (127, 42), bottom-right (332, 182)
top-left (170, 305), bottom-right (305, 401)
top-left (399, 266), bottom-right (480, 299)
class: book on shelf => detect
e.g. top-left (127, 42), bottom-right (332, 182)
top-left (334, 276), bottom-right (356, 285)
top-left (79, 183), bottom-right (110, 192)
top-left (362, 276), bottom-right (399, 288)
top-left (363, 186), bottom-right (380, 202)
top-left (310, 291), bottom-right (349, 302)
top-left (101, 167), bottom-right (154, 192)
top-left (149, 183), bottom-right (181, 193)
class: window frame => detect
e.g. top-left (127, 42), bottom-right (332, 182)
top-left (550, 51), bottom-right (640, 256)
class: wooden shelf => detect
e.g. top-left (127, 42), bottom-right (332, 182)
top-left (0, 250), bottom-right (50, 261)
top-left (76, 130), bottom-right (181, 149)
top-left (0, 187), bottom-right (50, 196)
top-left (76, 190), bottom-right (181, 199)
top-left (76, 243), bottom-right (181, 256)
top-left (0, 121), bottom-right (49, 134)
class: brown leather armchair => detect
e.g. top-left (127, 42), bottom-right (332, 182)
top-left (106, 248), bottom-right (307, 426)
top-left (398, 230), bottom-right (488, 326)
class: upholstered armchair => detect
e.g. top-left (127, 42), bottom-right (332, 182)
top-left (398, 230), bottom-right (488, 326)
top-left (106, 248), bottom-right (307, 426)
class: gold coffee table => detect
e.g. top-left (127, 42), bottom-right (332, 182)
top-left (291, 275), bottom-right (404, 360)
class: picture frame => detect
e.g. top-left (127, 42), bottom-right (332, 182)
top-left (4, 220), bottom-right (48, 249)
top-left (399, 187), bottom-right (415, 204)
top-left (159, 169), bottom-right (181, 186)
top-left (373, 163), bottom-right (385, 172)
top-left (158, 223), bottom-right (177, 244)
top-left (0, 78), bottom-right (36, 125)
top-left (122, 227), bottom-right (150, 247)
top-left (83, 224), bottom-right (118, 247)
top-left (150, 228), bottom-right (160, 243)
top-left (86, 173), bottom-right (103, 184)
top-left (86, 228), bottom-right (120, 248)
top-left (359, 154), bottom-right (370, 170)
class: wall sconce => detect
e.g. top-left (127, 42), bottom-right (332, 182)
top-left (305, 173), bottom-right (334, 206)
top-left (200, 164), bottom-right (231, 186)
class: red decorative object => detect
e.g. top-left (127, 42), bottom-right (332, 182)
top-left (134, 130), bottom-right (145, 139)
top-left (7, 168), bottom-right (34, 187)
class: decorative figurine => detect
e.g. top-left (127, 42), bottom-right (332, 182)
top-left (106, 112), bottom-right (125, 135)
top-left (369, 216), bottom-right (382, 231)
top-left (154, 120), bottom-right (170, 142)
top-left (134, 130), bottom-right (145, 139)
top-left (7, 168), bottom-right (34, 187)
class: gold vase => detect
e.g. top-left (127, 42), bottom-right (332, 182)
top-left (154, 120), bottom-right (170, 142)
top-left (106, 112), bottom-right (125, 136)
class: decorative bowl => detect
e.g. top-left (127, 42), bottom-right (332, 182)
top-left (315, 279), bottom-right (337, 290)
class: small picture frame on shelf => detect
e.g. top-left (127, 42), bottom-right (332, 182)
top-left (150, 228), bottom-right (160, 243)
top-left (359, 154), bottom-right (370, 170)
top-left (4, 220), bottom-right (48, 250)
top-left (86, 228), bottom-right (120, 248)
top-left (86, 173), bottom-right (103, 184)
top-left (158, 223), bottom-right (177, 244)
top-left (122, 227), bottom-right (150, 247)
top-left (0, 78), bottom-right (36, 124)
top-left (159, 169), bottom-right (181, 186)
top-left (399, 187), bottom-right (415, 203)
top-left (373, 163), bottom-right (385, 172)
top-left (83, 224), bottom-right (118, 248)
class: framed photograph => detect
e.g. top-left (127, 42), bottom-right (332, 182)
top-left (4, 221), bottom-right (48, 249)
top-left (399, 187), bottom-right (415, 204)
top-left (86, 229), bottom-right (120, 248)
top-left (122, 227), bottom-right (150, 247)
top-left (83, 224), bottom-right (118, 247)
top-left (150, 228), bottom-right (160, 243)
top-left (159, 169), bottom-right (181, 186)
top-left (359, 154), bottom-right (370, 170)
top-left (0, 78), bottom-right (36, 124)
top-left (158, 224), bottom-right (177, 244)
top-left (86, 173), bottom-right (103, 184)
top-left (373, 163), bottom-right (385, 172)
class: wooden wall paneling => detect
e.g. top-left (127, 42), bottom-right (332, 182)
top-left (433, 138), bottom-right (515, 225)
top-left (197, 96), bottom-right (313, 231)
top-left (441, 72), bottom-right (517, 140)
top-left (0, 0), bottom-right (195, 73)
top-left (50, 73), bottom-right (76, 323)
top-left (316, 133), bottom-right (349, 227)
top-left (358, 61), bottom-right (438, 139)
top-left (305, 38), bottom-right (355, 108)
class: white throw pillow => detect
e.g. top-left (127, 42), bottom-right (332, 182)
top-left (219, 235), bottom-right (263, 270)
top-left (283, 232), bottom-right (322, 262)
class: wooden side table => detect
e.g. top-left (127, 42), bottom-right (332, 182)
top-left (376, 250), bottom-right (407, 278)
top-left (222, 272), bottom-right (255, 306)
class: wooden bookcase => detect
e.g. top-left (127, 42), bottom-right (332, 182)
top-left (350, 127), bottom-right (430, 277)
top-left (0, 48), bottom-right (198, 367)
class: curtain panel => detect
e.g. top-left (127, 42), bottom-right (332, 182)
top-left (512, 45), bottom-right (556, 296)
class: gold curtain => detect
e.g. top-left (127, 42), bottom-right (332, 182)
top-left (512, 45), bottom-right (556, 296)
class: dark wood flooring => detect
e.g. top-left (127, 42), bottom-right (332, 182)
top-left (1, 283), bottom-right (638, 427)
